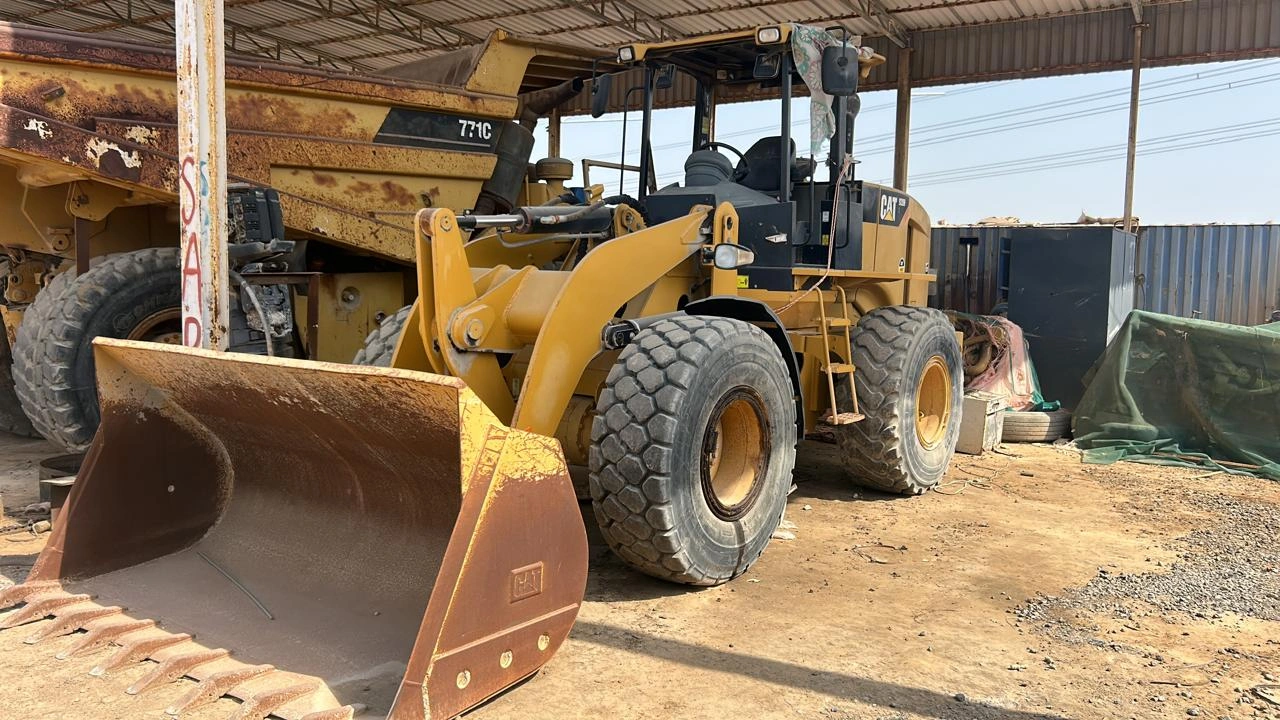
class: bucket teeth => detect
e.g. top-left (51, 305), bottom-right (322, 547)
top-left (298, 707), bottom-right (357, 720)
top-left (229, 680), bottom-right (320, 720)
top-left (57, 618), bottom-right (155, 660)
top-left (0, 581), bottom-right (60, 610)
top-left (24, 604), bottom-right (123, 645)
top-left (91, 630), bottom-right (192, 676)
top-left (165, 663), bottom-right (275, 715)
top-left (126, 647), bottom-right (231, 695)
top-left (0, 592), bottom-right (91, 630)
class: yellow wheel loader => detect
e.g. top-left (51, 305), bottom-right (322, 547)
top-left (0, 23), bottom-right (960, 720)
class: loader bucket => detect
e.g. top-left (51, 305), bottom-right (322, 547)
top-left (0, 338), bottom-right (588, 720)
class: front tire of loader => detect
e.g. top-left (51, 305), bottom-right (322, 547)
top-left (837, 306), bottom-right (963, 495)
top-left (589, 316), bottom-right (797, 586)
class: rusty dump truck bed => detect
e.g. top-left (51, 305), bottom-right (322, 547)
top-left (0, 21), bottom-right (608, 263)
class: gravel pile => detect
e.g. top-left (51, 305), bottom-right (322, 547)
top-left (1018, 488), bottom-right (1280, 626)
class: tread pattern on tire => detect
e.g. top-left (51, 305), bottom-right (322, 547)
top-left (13, 263), bottom-right (85, 447)
top-left (838, 305), bottom-right (956, 495)
top-left (1001, 409), bottom-right (1072, 443)
top-left (588, 315), bottom-right (794, 586)
top-left (14, 249), bottom-right (179, 450)
top-left (353, 304), bottom-right (412, 366)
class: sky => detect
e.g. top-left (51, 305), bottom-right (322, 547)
top-left (532, 58), bottom-right (1280, 225)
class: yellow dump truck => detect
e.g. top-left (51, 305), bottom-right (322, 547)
top-left (0, 21), bottom-right (608, 449)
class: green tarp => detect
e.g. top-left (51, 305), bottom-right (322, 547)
top-left (1074, 311), bottom-right (1280, 480)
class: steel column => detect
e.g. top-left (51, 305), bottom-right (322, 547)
top-left (893, 47), bottom-right (912, 192)
top-left (176, 0), bottom-right (229, 350)
top-left (1122, 23), bottom-right (1145, 234)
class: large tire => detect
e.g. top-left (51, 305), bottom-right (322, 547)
top-left (1001, 409), bottom-right (1071, 443)
top-left (12, 248), bottom-right (274, 452)
top-left (15, 249), bottom-right (183, 450)
top-left (837, 306), bottom-right (963, 495)
top-left (353, 304), bottom-right (412, 366)
top-left (0, 325), bottom-right (36, 437)
top-left (589, 315), bottom-right (797, 586)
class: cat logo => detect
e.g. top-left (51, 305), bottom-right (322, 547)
top-left (879, 193), bottom-right (906, 224)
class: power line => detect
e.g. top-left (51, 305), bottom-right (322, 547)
top-left (854, 71), bottom-right (1280, 157)
top-left (909, 124), bottom-right (1280, 188)
top-left (898, 118), bottom-right (1280, 183)
top-left (855, 59), bottom-right (1277, 144)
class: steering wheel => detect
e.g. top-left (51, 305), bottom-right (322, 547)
top-left (701, 141), bottom-right (750, 182)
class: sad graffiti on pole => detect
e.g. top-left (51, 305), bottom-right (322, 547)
top-left (175, 0), bottom-right (229, 350)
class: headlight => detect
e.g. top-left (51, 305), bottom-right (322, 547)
top-left (713, 243), bottom-right (756, 270)
top-left (756, 26), bottom-right (782, 44)
top-left (617, 46), bottom-right (635, 62)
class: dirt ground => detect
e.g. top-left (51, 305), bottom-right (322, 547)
top-left (2, 431), bottom-right (1278, 720)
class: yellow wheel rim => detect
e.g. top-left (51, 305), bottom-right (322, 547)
top-left (915, 355), bottom-right (952, 449)
top-left (701, 388), bottom-right (769, 520)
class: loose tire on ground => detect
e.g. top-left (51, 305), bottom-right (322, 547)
top-left (837, 305), bottom-right (964, 495)
top-left (1001, 409), bottom-right (1071, 443)
top-left (589, 315), bottom-right (797, 586)
top-left (13, 248), bottom-right (271, 452)
top-left (353, 304), bottom-right (412, 367)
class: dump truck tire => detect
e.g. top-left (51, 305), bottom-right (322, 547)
top-left (14, 249), bottom-right (182, 451)
top-left (1001, 409), bottom-right (1071, 443)
top-left (353, 303), bottom-right (412, 366)
top-left (589, 315), bottom-right (797, 586)
top-left (837, 305), bottom-right (963, 495)
top-left (0, 323), bottom-right (36, 437)
top-left (13, 248), bottom-right (274, 452)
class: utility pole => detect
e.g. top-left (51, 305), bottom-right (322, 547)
top-left (1122, 18), bottom-right (1146, 235)
top-left (176, 0), bottom-right (229, 350)
top-left (893, 47), bottom-right (913, 192)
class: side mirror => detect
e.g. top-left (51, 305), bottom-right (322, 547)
top-left (655, 64), bottom-right (676, 90)
top-left (821, 45), bottom-right (859, 96)
top-left (752, 53), bottom-right (781, 80)
top-left (590, 73), bottom-right (613, 118)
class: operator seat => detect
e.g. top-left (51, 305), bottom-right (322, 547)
top-left (735, 137), bottom-right (817, 194)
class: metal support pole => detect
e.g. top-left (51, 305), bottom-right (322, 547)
top-left (548, 107), bottom-right (561, 157)
top-left (1122, 23), bottom-right (1144, 235)
top-left (176, 0), bottom-right (229, 350)
top-left (893, 47), bottom-right (912, 192)
top-left (779, 51), bottom-right (792, 204)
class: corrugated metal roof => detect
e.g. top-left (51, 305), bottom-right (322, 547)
top-left (0, 0), bottom-right (1247, 72)
top-left (4, 0), bottom-right (1276, 111)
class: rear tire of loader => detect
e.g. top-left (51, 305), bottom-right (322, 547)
top-left (589, 316), bottom-right (797, 586)
top-left (353, 304), bottom-right (412, 366)
top-left (836, 306), bottom-right (963, 495)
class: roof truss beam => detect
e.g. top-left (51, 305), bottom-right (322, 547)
top-left (568, 0), bottom-right (681, 41)
top-left (847, 0), bottom-right (909, 47)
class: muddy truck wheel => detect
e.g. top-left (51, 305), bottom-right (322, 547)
top-left (13, 248), bottom-right (277, 452)
top-left (837, 305), bottom-right (963, 495)
top-left (353, 303), bottom-right (412, 366)
top-left (589, 316), bottom-right (797, 585)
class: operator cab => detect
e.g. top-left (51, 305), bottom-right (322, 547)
top-left (591, 24), bottom-right (888, 290)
